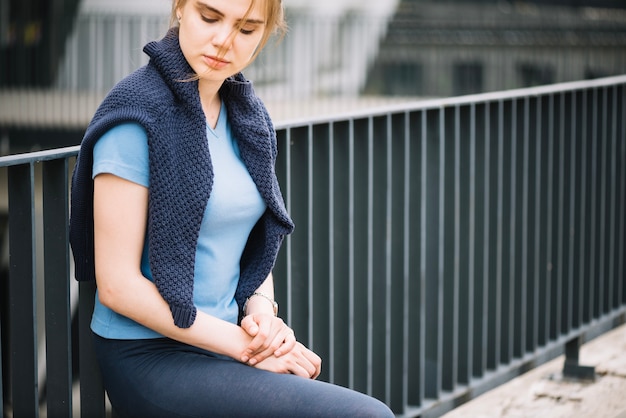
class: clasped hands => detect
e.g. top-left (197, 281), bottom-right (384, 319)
top-left (240, 313), bottom-right (321, 379)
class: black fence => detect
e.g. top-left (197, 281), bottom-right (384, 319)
top-left (1, 75), bottom-right (625, 417)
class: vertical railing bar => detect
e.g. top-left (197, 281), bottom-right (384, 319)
top-left (7, 163), bottom-right (39, 418)
top-left (419, 109), bottom-right (428, 403)
top-left (617, 84), bottom-right (626, 304)
top-left (285, 127), bottom-right (293, 325)
top-left (545, 94), bottom-right (555, 342)
top-left (438, 107), bottom-right (446, 393)
top-left (598, 87), bottom-right (608, 315)
top-left (385, 113), bottom-right (393, 405)
top-left (577, 89), bottom-right (588, 326)
top-left (453, 104), bottom-right (461, 387)
top-left (481, 102), bottom-right (491, 373)
top-left (402, 110), bottom-right (411, 410)
top-left (283, 124), bottom-right (313, 351)
top-left (366, 116), bottom-right (374, 395)
top-left (78, 280), bottom-right (105, 418)
top-left (495, 99), bottom-right (504, 368)
top-left (556, 92), bottom-right (566, 337)
top-left (521, 97), bottom-right (530, 355)
top-left (567, 91), bottom-right (578, 330)
top-left (42, 158), bottom-right (72, 418)
top-left (468, 103), bottom-right (476, 381)
top-left (618, 85), bottom-right (626, 306)
top-left (607, 86), bottom-right (617, 311)
top-left (533, 96), bottom-right (543, 351)
top-left (589, 88), bottom-right (598, 320)
top-left (508, 98), bottom-right (518, 360)
top-left (307, 124), bottom-right (314, 346)
top-left (348, 119), bottom-right (355, 389)
top-left (328, 122), bottom-right (335, 383)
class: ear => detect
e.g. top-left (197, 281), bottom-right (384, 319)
top-left (174, 1), bottom-right (183, 21)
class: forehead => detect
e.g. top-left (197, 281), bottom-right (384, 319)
top-left (182, 0), bottom-right (266, 21)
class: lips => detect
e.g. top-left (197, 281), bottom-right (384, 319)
top-left (204, 55), bottom-right (230, 70)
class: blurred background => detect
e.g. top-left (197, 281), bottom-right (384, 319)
top-left (0, 0), bottom-right (625, 155)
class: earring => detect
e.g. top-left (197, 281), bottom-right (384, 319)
top-left (177, 15), bottom-right (181, 21)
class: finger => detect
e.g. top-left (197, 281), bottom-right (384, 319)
top-left (246, 317), bottom-right (288, 357)
top-left (311, 363), bottom-right (322, 379)
top-left (301, 347), bottom-right (322, 379)
top-left (287, 361), bottom-right (311, 378)
top-left (246, 326), bottom-right (280, 365)
top-left (273, 329), bottom-right (296, 357)
top-left (262, 324), bottom-right (295, 357)
top-left (240, 317), bottom-right (270, 363)
top-left (248, 331), bottom-right (288, 365)
top-left (245, 320), bottom-right (272, 354)
top-left (275, 345), bottom-right (318, 379)
top-left (299, 354), bottom-right (319, 379)
top-left (240, 315), bottom-right (259, 337)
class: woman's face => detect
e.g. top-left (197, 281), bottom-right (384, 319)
top-left (176, 0), bottom-right (266, 84)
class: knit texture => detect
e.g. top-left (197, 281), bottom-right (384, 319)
top-left (69, 28), bottom-right (294, 328)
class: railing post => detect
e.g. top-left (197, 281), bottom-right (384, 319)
top-left (562, 336), bottom-right (595, 380)
top-left (7, 163), bottom-right (39, 417)
top-left (78, 280), bottom-right (106, 418)
top-left (43, 159), bottom-right (73, 417)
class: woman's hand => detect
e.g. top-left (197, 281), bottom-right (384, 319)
top-left (240, 313), bottom-right (296, 365)
top-left (252, 342), bottom-right (322, 379)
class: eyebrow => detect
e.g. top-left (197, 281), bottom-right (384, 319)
top-left (196, 1), bottom-right (266, 25)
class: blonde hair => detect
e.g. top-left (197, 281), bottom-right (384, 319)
top-left (171, 0), bottom-right (286, 64)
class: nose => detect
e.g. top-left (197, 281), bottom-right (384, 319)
top-left (212, 23), bottom-right (235, 52)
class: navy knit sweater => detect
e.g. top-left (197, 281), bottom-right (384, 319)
top-left (69, 28), bottom-right (294, 328)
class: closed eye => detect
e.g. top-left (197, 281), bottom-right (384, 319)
top-left (201, 15), bottom-right (218, 24)
top-left (194, 2), bottom-right (264, 35)
top-left (239, 26), bottom-right (256, 35)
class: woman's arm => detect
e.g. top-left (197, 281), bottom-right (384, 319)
top-left (244, 273), bottom-right (277, 316)
top-left (93, 173), bottom-right (255, 359)
top-left (94, 172), bottom-right (318, 377)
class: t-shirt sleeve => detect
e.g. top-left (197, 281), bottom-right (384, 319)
top-left (92, 122), bottom-right (149, 188)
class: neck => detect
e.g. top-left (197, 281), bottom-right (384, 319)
top-left (199, 81), bottom-right (222, 129)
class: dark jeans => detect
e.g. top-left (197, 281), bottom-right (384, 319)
top-left (93, 333), bottom-right (394, 418)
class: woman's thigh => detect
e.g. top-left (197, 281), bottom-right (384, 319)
top-left (93, 334), bottom-right (394, 418)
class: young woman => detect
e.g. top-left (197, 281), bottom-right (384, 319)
top-left (69, 0), bottom-right (395, 416)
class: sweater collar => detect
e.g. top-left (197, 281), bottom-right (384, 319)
top-left (143, 28), bottom-right (292, 233)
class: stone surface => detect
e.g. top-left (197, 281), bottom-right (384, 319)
top-left (442, 323), bottom-right (626, 418)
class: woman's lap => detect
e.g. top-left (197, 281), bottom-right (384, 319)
top-left (93, 334), bottom-right (394, 418)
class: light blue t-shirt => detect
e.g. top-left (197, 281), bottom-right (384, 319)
top-left (91, 104), bottom-right (267, 339)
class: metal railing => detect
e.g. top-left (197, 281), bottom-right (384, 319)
top-left (1, 75), bottom-right (625, 417)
